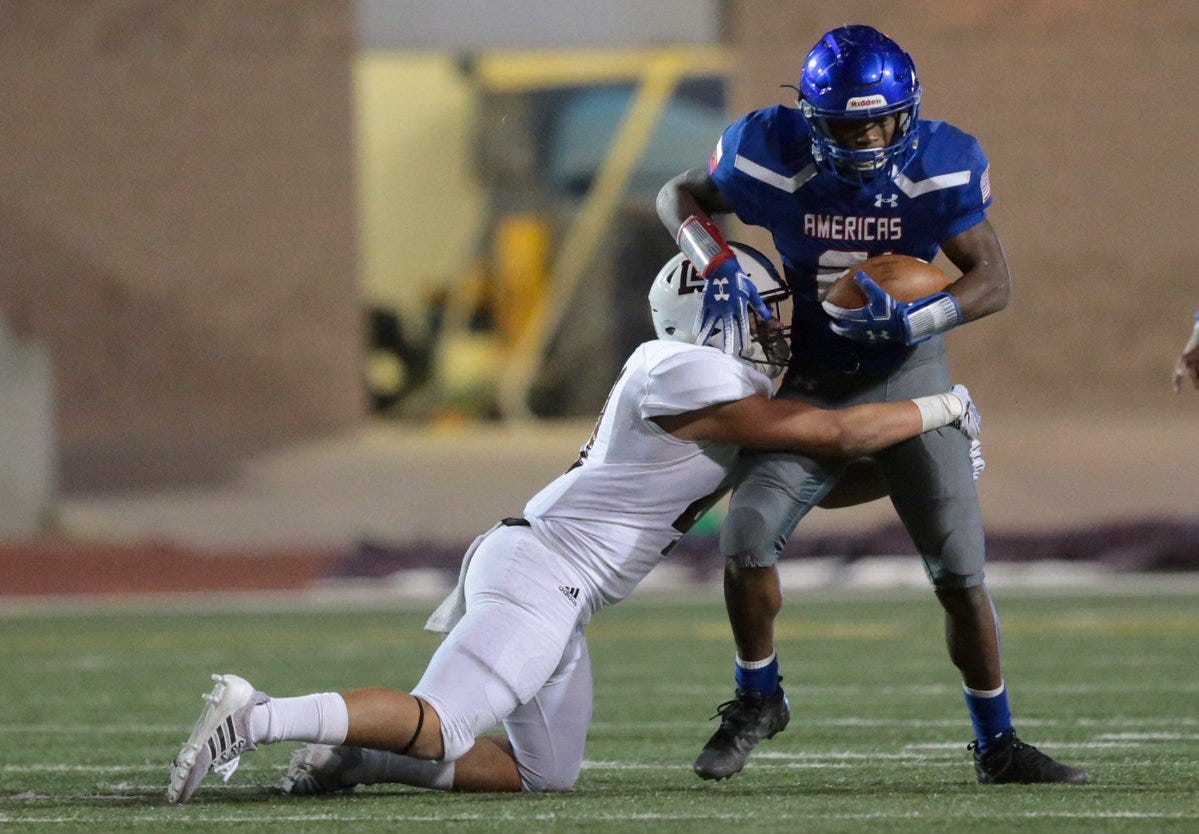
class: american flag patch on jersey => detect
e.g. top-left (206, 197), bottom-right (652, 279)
top-left (709, 138), bottom-right (723, 173)
top-left (980, 166), bottom-right (992, 202)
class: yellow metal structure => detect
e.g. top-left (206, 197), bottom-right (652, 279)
top-left (478, 46), bottom-right (732, 420)
top-left (493, 215), bottom-right (552, 350)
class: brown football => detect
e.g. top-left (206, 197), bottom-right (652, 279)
top-left (825, 254), bottom-right (953, 308)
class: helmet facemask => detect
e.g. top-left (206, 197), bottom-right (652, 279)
top-left (738, 289), bottom-right (791, 379)
top-left (800, 96), bottom-right (921, 188)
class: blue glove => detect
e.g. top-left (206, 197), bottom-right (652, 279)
top-left (823, 271), bottom-right (961, 345)
top-left (693, 258), bottom-right (772, 354)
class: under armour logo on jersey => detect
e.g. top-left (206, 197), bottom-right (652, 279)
top-left (558, 586), bottom-right (580, 605)
top-left (874, 193), bottom-right (899, 208)
top-left (711, 277), bottom-right (730, 301)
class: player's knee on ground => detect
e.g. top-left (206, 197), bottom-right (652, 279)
top-left (417, 695), bottom-right (481, 763)
top-left (518, 759), bottom-right (581, 792)
top-left (424, 704), bottom-right (470, 762)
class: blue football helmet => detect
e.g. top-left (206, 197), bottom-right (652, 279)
top-left (797, 25), bottom-right (922, 188)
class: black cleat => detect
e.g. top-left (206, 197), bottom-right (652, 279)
top-left (693, 686), bottom-right (790, 780)
top-left (970, 729), bottom-right (1090, 784)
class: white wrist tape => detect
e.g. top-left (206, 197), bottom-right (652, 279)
top-left (905, 294), bottom-right (962, 343)
top-left (912, 392), bottom-right (965, 432)
top-left (676, 215), bottom-right (733, 278)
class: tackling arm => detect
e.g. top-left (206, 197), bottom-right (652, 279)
top-left (656, 388), bottom-right (974, 458)
top-left (820, 436), bottom-right (987, 508)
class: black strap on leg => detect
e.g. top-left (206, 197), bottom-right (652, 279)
top-left (500, 517), bottom-right (530, 527)
top-left (399, 695), bottom-right (425, 756)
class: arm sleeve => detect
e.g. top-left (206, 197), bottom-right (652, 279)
top-left (640, 349), bottom-right (771, 418)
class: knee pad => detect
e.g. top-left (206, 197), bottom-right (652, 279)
top-left (721, 504), bottom-right (782, 567)
top-left (519, 762), bottom-right (581, 792)
top-left (928, 567), bottom-right (986, 590)
top-left (431, 705), bottom-right (477, 763)
top-left (923, 526), bottom-right (986, 589)
top-left (721, 457), bottom-right (838, 567)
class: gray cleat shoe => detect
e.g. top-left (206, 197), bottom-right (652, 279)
top-left (282, 744), bottom-right (365, 795)
top-left (971, 729), bottom-right (1090, 784)
top-left (165, 673), bottom-right (269, 804)
top-left (694, 686), bottom-right (790, 780)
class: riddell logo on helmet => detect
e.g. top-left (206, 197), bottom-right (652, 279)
top-left (846, 95), bottom-right (887, 110)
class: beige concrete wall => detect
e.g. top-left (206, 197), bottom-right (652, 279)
top-left (1, 1), bottom-right (1193, 500)
top-left (0, 1), bottom-right (363, 491)
top-left (731, 1), bottom-right (1198, 418)
top-left (356, 53), bottom-right (487, 321)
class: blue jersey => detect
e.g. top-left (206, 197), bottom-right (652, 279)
top-left (709, 105), bottom-right (992, 374)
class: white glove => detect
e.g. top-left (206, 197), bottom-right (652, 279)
top-left (949, 384), bottom-right (981, 439)
top-left (970, 438), bottom-right (986, 481)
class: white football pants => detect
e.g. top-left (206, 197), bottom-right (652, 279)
top-left (412, 524), bottom-right (597, 791)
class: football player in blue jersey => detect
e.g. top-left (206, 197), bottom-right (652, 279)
top-left (657, 24), bottom-right (1088, 785)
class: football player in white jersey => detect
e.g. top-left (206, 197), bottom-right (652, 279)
top-left (165, 246), bottom-right (980, 804)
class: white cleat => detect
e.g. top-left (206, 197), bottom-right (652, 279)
top-left (165, 673), bottom-right (269, 804)
top-left (281, 744), bottom-right (365, 796)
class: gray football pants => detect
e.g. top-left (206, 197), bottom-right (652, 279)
top-left (720, 337), bottom-right (986, 588)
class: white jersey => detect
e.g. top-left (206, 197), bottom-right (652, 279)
top-left (523, 340), bottom-right (773, 605)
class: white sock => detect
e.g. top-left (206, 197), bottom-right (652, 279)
top-left (736, 652), bottom-right (777, 669)
top-left (249, 692), bottom-right (350, 746)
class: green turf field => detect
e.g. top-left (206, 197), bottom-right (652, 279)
top-left (2, 585), bottom-right (1197, 832)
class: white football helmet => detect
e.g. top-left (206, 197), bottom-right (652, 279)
top-left (649, 242), bottom-right (792, 378)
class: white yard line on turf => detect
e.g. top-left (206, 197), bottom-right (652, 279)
top-left (2, 811), bottom-right (1198, 824)
top-left (4, 715), bottom-right (1197, 736)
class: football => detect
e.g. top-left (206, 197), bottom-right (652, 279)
top-left (824, 254), bottom-right (953, 308)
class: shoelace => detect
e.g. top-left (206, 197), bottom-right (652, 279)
top-left (1008, 740), bottom-right (1055, 763)
top-left (709, 694), bottom-right (766, 726)
top-left (970, 736), bottom-right (1052, 766)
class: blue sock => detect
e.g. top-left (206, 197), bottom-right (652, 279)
top-left (735, 653), bottom-right (780, 696)
top-left (964, 682), bottom-right (1013, 754)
